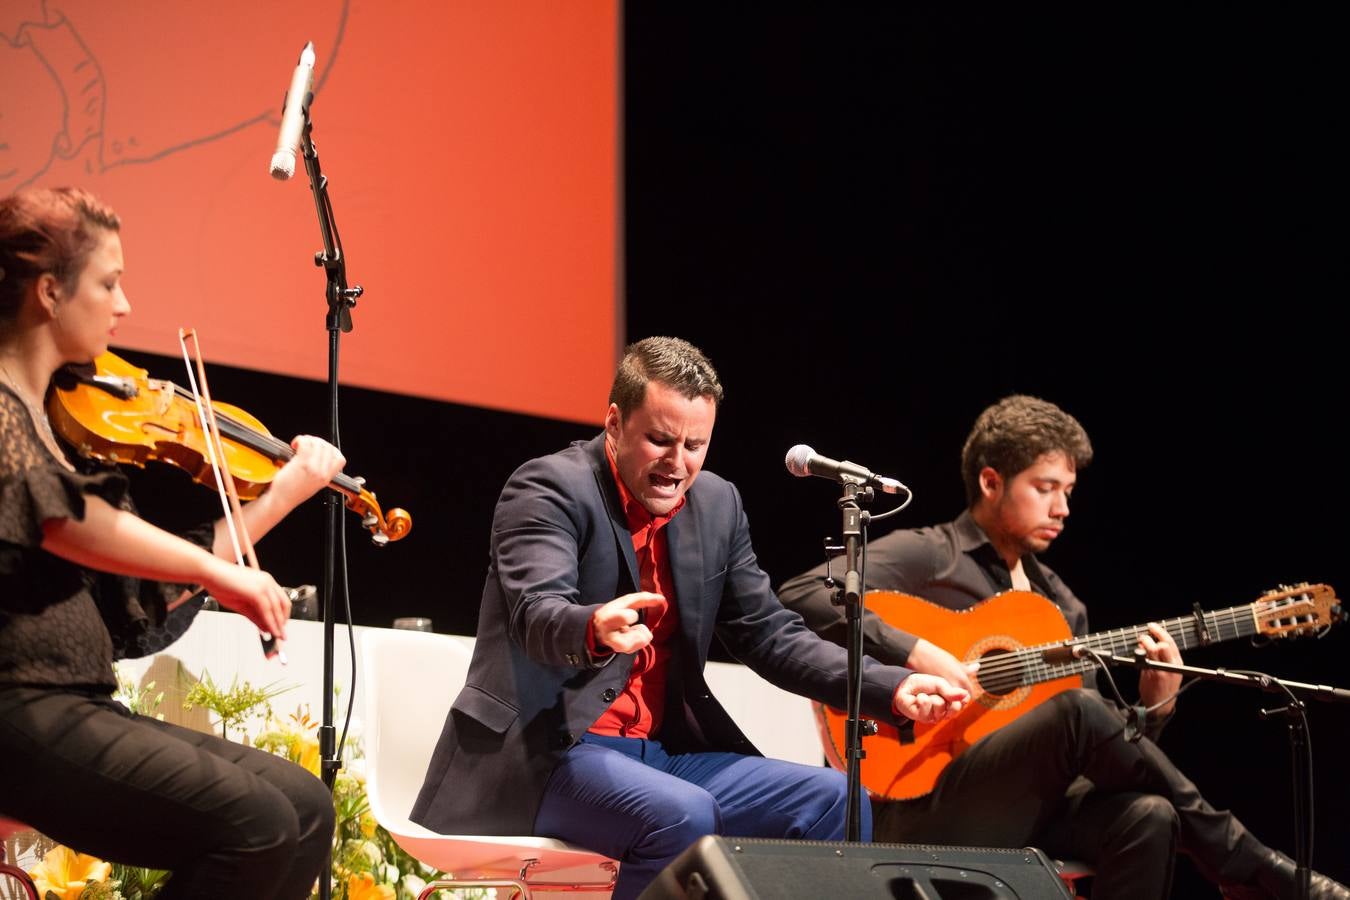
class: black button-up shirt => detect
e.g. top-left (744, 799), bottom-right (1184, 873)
top-left (778, 509), bottom-right (1089, 668)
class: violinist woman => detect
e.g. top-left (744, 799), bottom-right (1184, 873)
top-left (0, 186), bottom-right (342, 899)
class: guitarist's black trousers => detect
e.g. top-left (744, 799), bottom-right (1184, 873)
top-left (872, 689), bottom-right (1266, 900)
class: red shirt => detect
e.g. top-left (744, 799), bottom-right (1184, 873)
top-left (588, 442), bottom-right (683, 737)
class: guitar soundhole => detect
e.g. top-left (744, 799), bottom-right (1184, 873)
top-left (978, 649), bottom-right (1017, 697)
top-left (967, 636), bottom-right (1033, 711)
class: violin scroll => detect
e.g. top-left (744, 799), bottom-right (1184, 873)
top-left (347, 481), bottom-right (412, 546)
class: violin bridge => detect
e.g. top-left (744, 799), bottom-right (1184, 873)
top-left (154, 381), bottom-right (175, 415)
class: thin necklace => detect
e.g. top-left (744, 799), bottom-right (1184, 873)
top-left (0, 358), bottom-right (35, 405)
top-left (0, 359), bottom-right (61, 447)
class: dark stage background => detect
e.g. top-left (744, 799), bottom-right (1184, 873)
top-left (124, 7), bottom-right (1346, 894)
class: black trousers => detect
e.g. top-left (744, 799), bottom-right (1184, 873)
top-left (872, 690), bottom-right (1265, 900)
top-left (0, 686), bottom-right (334, 900)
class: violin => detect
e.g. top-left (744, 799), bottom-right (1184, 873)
top-left (46, 351), bottom-right (411, 545)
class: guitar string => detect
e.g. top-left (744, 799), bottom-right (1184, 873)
top-left (975, 601), bottom-right (1318, 693)
top-left (968, 598), bottom-right (1316, 694)
top-left (825, 592), bottom-right (1325, 795)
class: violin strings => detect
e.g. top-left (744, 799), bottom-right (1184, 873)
top-left (167, 381), bottom-right (364, 496)
top-left (168, 383), bottom-right (294, 459)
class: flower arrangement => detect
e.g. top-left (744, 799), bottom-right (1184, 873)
top-left (181, 670), bottom-right (291, 742)
top-left (14, 673), bottom-right (480, 900)
top-left (14, 834), bottom-right (168, 900)
top-left (26, 846), bottom-right (110, 900)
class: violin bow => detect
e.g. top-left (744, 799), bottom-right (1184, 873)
top-left (177, 328), bottom-right (283, 662)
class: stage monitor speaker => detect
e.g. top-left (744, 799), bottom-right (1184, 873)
top-left (639, 837), bottom-right (1073, 900)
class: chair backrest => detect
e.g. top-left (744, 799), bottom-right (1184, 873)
top-left (361, 628), bottom-right (474, 829)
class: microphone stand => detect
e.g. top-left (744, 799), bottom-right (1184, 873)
top-left (1086, 650), bottom-right (1350, 900)
top-left (832, 478), bottom-right (874, 842)
top-left (296, 97), bottom-right (364, 900)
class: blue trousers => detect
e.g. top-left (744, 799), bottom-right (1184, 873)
top-left (534, 733), bottom-right (869, 900)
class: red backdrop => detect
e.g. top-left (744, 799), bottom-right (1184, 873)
top-left (2, 0), bottom-right (619, 424)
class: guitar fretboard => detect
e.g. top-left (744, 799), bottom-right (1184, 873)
top-left (976, 603), bottom-right (1265, 695)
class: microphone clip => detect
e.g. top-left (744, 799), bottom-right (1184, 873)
top-left (837, 481), bottom-right (875, 508)
top-left (820, 540), bottom-right (844, 606)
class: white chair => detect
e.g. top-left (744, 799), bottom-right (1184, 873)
top-left (0, 817), bottom-right (39, 900)
top-left (360, 628), bottom-right (618, 899)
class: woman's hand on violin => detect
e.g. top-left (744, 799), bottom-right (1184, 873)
top-left (202, 559), bottom-right (292, 640)
top-left (214, 435), bottom-right (346, 556)
top-left (269, 435), bottom-right (345, 508)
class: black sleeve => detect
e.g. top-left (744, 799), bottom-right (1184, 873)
top-left (776, 529), bottom-right (942, 668)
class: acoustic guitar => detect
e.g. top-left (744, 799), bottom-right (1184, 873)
top-left (816, 583), bottom-right (1342, 800)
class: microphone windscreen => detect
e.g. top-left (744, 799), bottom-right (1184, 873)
top-left (269, 150), bottom-right (297, 181)
top-left (784, 444), bottom-right (815, 477)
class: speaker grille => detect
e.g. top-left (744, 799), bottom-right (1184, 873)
top-left (640, 836), bottom-right (1072, 900)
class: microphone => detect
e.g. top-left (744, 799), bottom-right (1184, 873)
top-left (1041, 643), bottom-right (1089, 664)
top-left (269, 42), bottom-right (316, 181)
top-left (784, 445), bottom-right (908, 495)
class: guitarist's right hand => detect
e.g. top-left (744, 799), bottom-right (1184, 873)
top-left (893, 673), bottom-right (969, 724)
top-left (908, 639), bottom-right (980, 693)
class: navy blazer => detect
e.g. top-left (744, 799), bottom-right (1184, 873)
top-left (411, 435), bottom-right (913, 835)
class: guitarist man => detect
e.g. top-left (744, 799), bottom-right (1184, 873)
top-left (778, 395), bottom-right (1348, 900)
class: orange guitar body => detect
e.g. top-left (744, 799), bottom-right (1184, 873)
top-left (817, 583), bottom-right (1340, 801)
top-left (817, 590), bottom-right (1080, 801)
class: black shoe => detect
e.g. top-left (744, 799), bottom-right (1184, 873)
top-left (1221, 850), bottom-right (1350, 900)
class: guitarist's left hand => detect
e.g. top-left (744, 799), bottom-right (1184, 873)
top-left (1138, 622), bottom-right (1182, 718)
top-left (893, 674), bottom-right (970, 724)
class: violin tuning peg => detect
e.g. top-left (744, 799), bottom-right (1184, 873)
top-left (370, 532), bottom-right (389, 547)
top-left (361, 513), bottom-right (378, 527)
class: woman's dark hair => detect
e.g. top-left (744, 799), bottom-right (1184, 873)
top-left (0, 186), bottom-right (121, 325)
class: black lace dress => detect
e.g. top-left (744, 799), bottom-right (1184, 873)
top-left (0, 383), bottom-right (208, 690)
top-left (0, 383), bottom-right (335, 900)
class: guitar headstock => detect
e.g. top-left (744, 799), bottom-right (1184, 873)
top-left (1253, 583), bottom-right (1343, 638)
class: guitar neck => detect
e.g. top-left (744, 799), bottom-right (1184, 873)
top-left (1002, 603), bottom-right (1259, 689)
top-left (1083, 604), bottom-right (1259, 656)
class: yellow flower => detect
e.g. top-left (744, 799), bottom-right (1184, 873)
top-left (359, 809), bottom-right (378, 838)
top-left (28, 845), bottom-right (112, 900)
top-left (295, 735), bottom-right (321, 775)
top-left (346, 872), bottom-right (395, 900)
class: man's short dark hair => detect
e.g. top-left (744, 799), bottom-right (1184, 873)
top-left (960, 395), bottom-right (1093, 507)
top-left (609, 337), bottom-right (724, 419)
